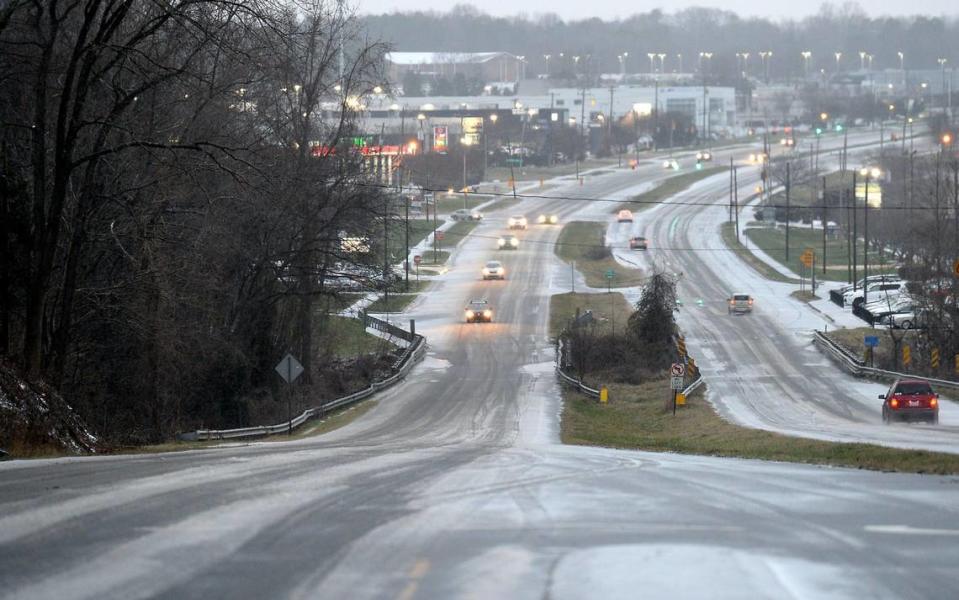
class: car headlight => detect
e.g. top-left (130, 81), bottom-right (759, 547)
top-left (483, 310), bottom-right (492, 317)
top-left (550, 215), bottom-right (558, 223)
top-left (466, 310), bottom-right (474, 318)
top-left (482, 268), bottom-right (490, 275)
top-left (498, 239), bottom-right (505, 247)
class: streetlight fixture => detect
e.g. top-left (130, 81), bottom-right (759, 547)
top-left (759, 51), bottom-right (771, 83)
top-left (834, 52), bottom-right (842, 72)
top-left (801, 51), bottom-right (812, 77)
top-left (897, 51), bottom-right (904, 71)
top-left (658, 53), bottom-right (667, 72)
top-left (677, 53), bottom-right (683, 73)
top-left (859, 51), bottom-right (866, 71)
top-left (647, 53), bottom-right (656, 73)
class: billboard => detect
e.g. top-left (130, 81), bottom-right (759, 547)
top-left (433, 125), bottom-right (448, 154)
top-left (855, 181), bottom-right (882, 208)
top-left (462, 117), bottom-right (484, 145)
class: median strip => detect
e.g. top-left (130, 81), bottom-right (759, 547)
top-left (555, 221), bottom-right (644, 288)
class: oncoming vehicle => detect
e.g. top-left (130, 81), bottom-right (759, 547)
top-left (662, 159), bottom-right (679, 170)
top-left (537, 214), bottom-right (559, 225)
top-left (696, 150), bottom-right (712, 162)
top-left (728, 293), bottom-right (754, 314)
top-left (617, 209), bottom-right (634, 223)
top-left (881, 379), bottom-right (939, 424)
top-left (497, 235), bottom-right (519, 250)
top-left (507, 215), bottom-right (528, 230)
top-left (629, 236), bottom-right (648, 250)
top-left (482, 260), bottom-right (505, 280)
top-left (465, 299), bottom-right (493, 323)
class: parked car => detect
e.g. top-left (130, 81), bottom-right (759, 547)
top-left (451, 208), bottom-right (483, 221)
top-left (629, 236), bottom-right (648, 250)
top-left (881, 310), bottom-right (924, 330)
top-left (880, 379), bottom-right (939, 424)
top-left (465, 299), bottom-right (493, 323)
top-left (843, 280), bottom-right (904, 309)
top-left (617, 209), bottom-right (634, 223)
top-left (481, 260), bottom-right (505, 280)
top-left (861, 296), bottom-right (912, 324)
top-left (728, 293), bottom-right (754, 314)
top-left (537, 214), bottom-right (559, 225)
top-left (497, 235), bottom-right (519, 250)
top-left (507, 215), bottom-right (528, 230)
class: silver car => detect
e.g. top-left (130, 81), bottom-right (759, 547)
top-left (728, 293), bottom-right (754, 314)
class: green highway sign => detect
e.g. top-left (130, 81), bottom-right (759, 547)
top-left (605, 269), bottom-right (615, 279)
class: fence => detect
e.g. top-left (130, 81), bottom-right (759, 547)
top-left (179, 317), bottom-right (425, 441)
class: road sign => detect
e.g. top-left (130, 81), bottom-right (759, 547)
top-left (800, 249), bottom-right (814, 268)
top-left (605, 269), bottom-right (615, 279)
top-left (903, 345), bottom-right (912, 367)
top-left (436, 231), bottom-right (445, 241)
top-left (670, 363), bottom-right (686, 377)
top-left (932, 348), bottom-right (941, 369)
top-left (413, 255), bottom-right (422, 265)
top-left (670, 376), bottom-right (685, 390)
top-left (275, 354), bottom-right (304, 383)
top-left (864, 335), bottom-right (879, 348)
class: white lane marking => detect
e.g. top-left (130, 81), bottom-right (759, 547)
top-left (865, 525), bottom-right (959, 536)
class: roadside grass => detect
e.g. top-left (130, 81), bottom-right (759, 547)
top-left (418, 250), bottom-right (450, 266)
top-left (366, 293), bottom-right (418, 313)
top-left (549, 291), bottom-right (635, 338)
top-left (721, 223), bottom-right (799, 284)
top-left (387, 279), bottom-right (431, 293)
top-left (483, 194), bottom-right (523, 213)
top-left (561, 383), bottom-right (959, 475)
top-left (613, 166), bottom-right (725, 214)
top-left (790, 290), bottom-right (820, 303)
top-left (825, 326), bottom-right (924, 369)
top-left (486, 157), bottom-right (621, 182)
top-left (388, 219), bottom-right (443, 264)
top-left (319, 315), bottom-right (395, 358)
top-left (555, 221), bottom-right (644, 288)
top-left (442, 220), bottom-right (480, 248)
top-left (745, 225), bottom-right (897, 282)
top-left (317, 292), bottom-right (365, 315)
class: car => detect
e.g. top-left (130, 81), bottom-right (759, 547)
top-left (881, 379), bottom-right (939, 424)
top-left (662, 159), bottom-right (679, 170)
top-left (451, 208), bottom-right (483, 221)
top-left (497, 235), bottom-right (519, 250)
top-left (843, 280), bottom-right (905, 309)
top-left (617, 209), bottom-right (634, 223)
top-left (882, 311), bottom-right (921, 330)
top-left (728, 293), bottom-right (754, 314)
top-left (537, 214), bottom-right (559, 225)
top-left (507, 215), bottom-right (528, 230)
top-left (465, 299), bottom-right (493, 323)
top-left (629, 236), bottom-right (648, 250)
top-left (696, 150), bottom-right (712, 161)
top-left (861, 296), bottom-right (912, 324)
top-left (482, 260), bottom-right (505, 280)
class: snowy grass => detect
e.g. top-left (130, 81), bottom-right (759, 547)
top-left (435, 194), bottom-right (490, 214)
top-left (549, 292), bottom-right (635, 338)
top-left (561, 383), bottom-right (959, 475)
top-left (555, 221), bottom-right (644, 288)
top-left (612, 165), bottom-right (725, 214)
top-left (366, 294), bottom-right (418, 314)
top-left (721, 222), bottom-right (797, 283)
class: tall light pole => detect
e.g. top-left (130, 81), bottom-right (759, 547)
top-left (647, 53), bottom-right (656, 73)
top-left (867, 54), bottom-right (874, 70)
top-left (898, 51), bottom-right (905, 87)
top-left (834, 52), bottom-right (842, 72)
top-left (859, 166), bottom-right (881, 306)
top-left (859, 51), bottom-right (866, 71)
top-left (658, 53), bottom-right (667, 73)
top-left (543, 54), bottom-right (551, 77)
top-left (801, 51), bottom-right (812, 78)
top-left (759, 51), bottom-right (771, 83)
top-left (699, 52), bottom-right (712, 142)
top-left (677, 53), bottom-right (683, 73)
top-left (461, 136), bottom-right (472, 207)
top-left (939, 58), bottom-right (948, 113)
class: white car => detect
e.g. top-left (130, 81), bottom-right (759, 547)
top-left (662, 159), bottom-right (679, 170)
top-left (537, 214), bottom-right (559, 225)
top-left (507, 215), bottom-right (528, 230)
top-left (451, 208), bottom-right (483, 221)
top-left (843, 281), bottom-right (905, 309)
top-left (617, 209), bottom-right (634, 223)
top-left (482, 260), bottom-right (505, 280)
top-left (696, 150), bottom-right (712, 161)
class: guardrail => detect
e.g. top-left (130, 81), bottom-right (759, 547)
top-left (555, 364), bottom-right (601, 398)
top-left (813, 330), bottom-right (959, 394)
top-left (179, 323), bottom-right (426, 442)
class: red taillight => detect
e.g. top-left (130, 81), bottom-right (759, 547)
top-left (930, 398), bottom-right (938, 408)
top-left (890, 398), bottom-right (900, 409)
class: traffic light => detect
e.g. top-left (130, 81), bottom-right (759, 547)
top-left (815, 127), bottom-right (823, 136)
top-left (835, 124), bottom-right (843, 132)
top-left (943, 132), bottom-right (953, 146)
top-left (695, 161), bottom-right (703, 170)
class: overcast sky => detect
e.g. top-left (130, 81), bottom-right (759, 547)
top-left (357, 0), bottom-right (959, 21)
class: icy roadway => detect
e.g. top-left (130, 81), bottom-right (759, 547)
top-left (2, 131), bottom-right (959, 599)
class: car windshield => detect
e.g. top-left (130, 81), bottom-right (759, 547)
top-left (896, 382), bottom-right (933, 395)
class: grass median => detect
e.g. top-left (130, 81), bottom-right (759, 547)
top-left (614, 165), bottom-right (725, 214)
top-left (561, 383), bottom-right (959, 474)
top-left (555, 221), bottom-right (644, 288)
top-left (366, 293), bottom-right (418, 314)
top-left (549, 291), bottom-right (634, 338)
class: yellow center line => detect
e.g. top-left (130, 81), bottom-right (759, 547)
top-left (396, 559), bottom-right (431, 600)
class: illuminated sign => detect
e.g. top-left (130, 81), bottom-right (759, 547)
top-left (462, 117), bottom-right (483, 145)
top-left (433, 125), bottom-right (448, 153)
top-left (855, 182), bottom-right (882, 208)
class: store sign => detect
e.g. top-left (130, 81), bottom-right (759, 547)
top-left (433, 125), bottom-right (448, 154)
top-left (462, 117), bottom-right (483, 145)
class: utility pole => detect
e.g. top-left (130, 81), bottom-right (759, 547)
top-left (729, 157), bottom-right (734, 223)
top-left (734, 167), bottom-right (740, 240)
top-left (785, 162), bottom-right (791, 261)
top-left (863, 170), bottom-right (869, 305)
top-left (822, 175), bottom-right (827, 276)
top-left (653, 79), bottom-right (660, 152)
top-left (608, 85), bottom-right (615, 160)
top-left (852, 170), bottom-right (857, 289)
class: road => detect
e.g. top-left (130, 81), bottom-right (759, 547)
top-left (2, 132), bottom-right (959, 599)
top-left (605, 133), bottom-right (959, 454)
